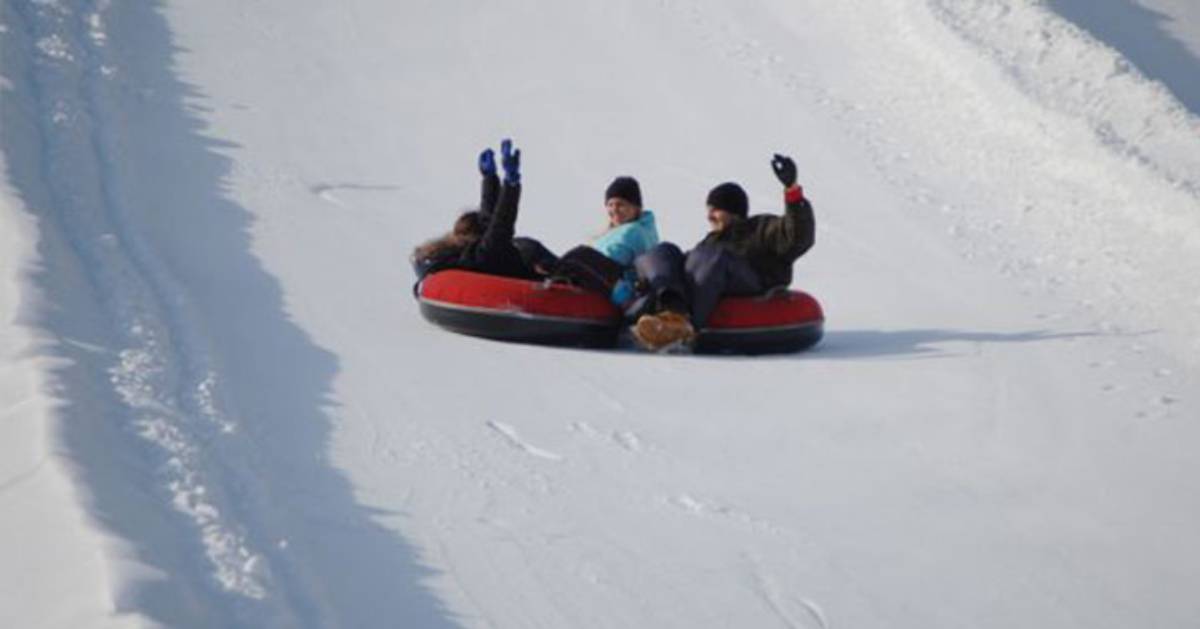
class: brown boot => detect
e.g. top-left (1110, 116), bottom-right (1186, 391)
top-left (631, 311), bottom-right (696, 351)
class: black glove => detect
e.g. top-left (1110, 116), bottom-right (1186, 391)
top-left (478, 148), bottom-right (496, 177)
top-left (771, 153), bottom-right (797, 188)
top-left (501, 138), bottom-right (521, 185)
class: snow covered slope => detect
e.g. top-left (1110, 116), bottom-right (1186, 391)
top-left (2, 0), bottom-right (1199, 627)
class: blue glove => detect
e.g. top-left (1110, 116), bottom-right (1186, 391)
top-left (610, 279), bottom-right (634, 306)
top-left (501, 138), bottom-right (521, 185)
top-left (478, 148), bottom-right (496, 176)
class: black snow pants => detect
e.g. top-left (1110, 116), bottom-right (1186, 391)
top-left (553, 246), bottom-right (626, 295)
top-left (631, 242), bottom-right (764, 328)
top-left (514, 239), bottom-right (627, 296)
top-left (513, 237), bottom-right (559, 275)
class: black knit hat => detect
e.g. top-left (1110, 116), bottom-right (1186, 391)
top-left (605, 176), bottom-right (642, 207)
top-left (706, 182), bottom-right (748, 218)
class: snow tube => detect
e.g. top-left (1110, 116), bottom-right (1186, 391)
top-left (695, 289), bottom-right (825, 355)
top-left (416, 270), bottom-right (623, 348)
top-left (417, 270), bottom-right (824, 354)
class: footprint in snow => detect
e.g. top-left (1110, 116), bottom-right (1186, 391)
top-left (571, 422), bottom-right (645, 454)
top-left (570, 421), bottom-right (601, 438)
top-left (612, 431), bottom-right (643, 453)
top-left (748, 558), bottom-right (829, 629)
top-left (1133, 394), bottom-right (1182, 420)
top-left (1157, 394), bottom-right (1180, 407)
top-left (669, 494), bottom-right (784, 535)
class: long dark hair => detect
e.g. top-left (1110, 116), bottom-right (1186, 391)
top-left (412, 210), bottom-right (485, 262)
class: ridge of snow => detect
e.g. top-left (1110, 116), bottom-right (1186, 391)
top-left (921, 0), bottom-right (1200, 358)
top-left (931, 0), bottom-right (1200, 197)
top-left (751, 0), bottom-right (1200, 360)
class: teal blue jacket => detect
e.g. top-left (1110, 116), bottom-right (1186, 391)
top-left (591, 210), bottom-right (659, 266)
top-left (591, 210), bottom-right (659, 304)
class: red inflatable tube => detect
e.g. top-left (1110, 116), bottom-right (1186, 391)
top-left (695, 289), bottom-right (825, 354)
top-left (417, 270), bottom-right (623, 348)
top-left (416, 270), bottom-right (824, 353)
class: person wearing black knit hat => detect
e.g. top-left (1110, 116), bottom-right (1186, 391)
top-left (627, 154), bottom-right (817, 351)
top-left (413, 143), bottom-right (661, 311)
top-left (705, 181), bottom-right (749, 227)
top-left (536, 174), bottom-right (661, 306)
top-left (606, 176), bottom-right (643, 210)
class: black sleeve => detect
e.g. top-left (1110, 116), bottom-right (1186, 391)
top-left (479, 173), bottom-right (501, 223)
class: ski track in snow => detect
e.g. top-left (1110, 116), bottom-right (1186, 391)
top-left (4, 0), bottom-right (288, 623)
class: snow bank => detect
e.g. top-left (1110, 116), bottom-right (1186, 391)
top-left (932, 0), bottom-right (1200, 197)
top-left (755, 0), bottom-right (1200, 361)
top-left (1047, 0), bottom-right (1200, 116)
top-left (925, 0), bottom-right (1200, 357)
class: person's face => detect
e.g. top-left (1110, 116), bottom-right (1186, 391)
top-left (707, 206), bottom-right (737, 233)
top-left (606, 198), bottom-right (640, 227)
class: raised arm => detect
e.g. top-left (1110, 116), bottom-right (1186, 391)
top-left (758, 153), bottom-right (815, 259)
top-left (478, 147), bottom-right (501, 223)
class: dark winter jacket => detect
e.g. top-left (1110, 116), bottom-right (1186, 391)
top-left (412, 175), bottom-right (540, 281)
top-left (696, 187), bottom-right (815, 289)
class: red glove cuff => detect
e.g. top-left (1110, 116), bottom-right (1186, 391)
top-left (785, 185), bottom-right (805, 204)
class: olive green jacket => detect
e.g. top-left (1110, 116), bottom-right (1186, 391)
top-left (696, 190), bottom-right (815, 289)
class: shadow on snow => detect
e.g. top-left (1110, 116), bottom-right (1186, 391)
top-left (809, 328), bottom-right (1099, 360)
top-left (0, 1), bottom-right (460, 627)
top-left (1046, 0), bottom-right (1200, 116)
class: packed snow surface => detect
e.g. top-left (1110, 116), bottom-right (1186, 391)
top-left (2, 0), bottom-right (1199, 627)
